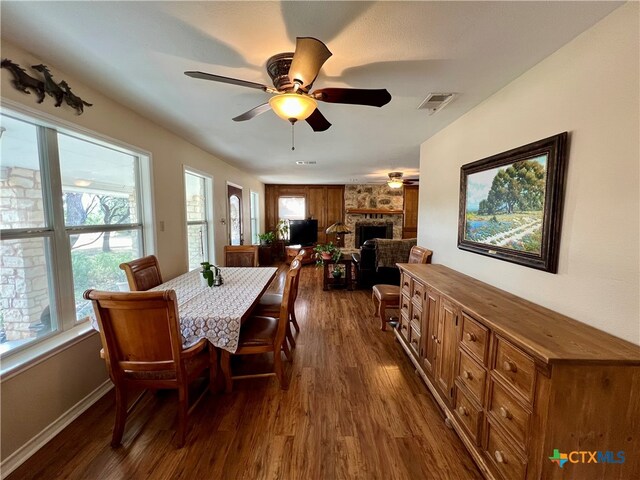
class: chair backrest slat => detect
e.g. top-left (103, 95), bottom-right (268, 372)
top-left (408, 246), bottom-right (433, 265)
top-left (119, 255), bottom-right (163, 291)
top-left (277, 259), bottom-right (302, 344)
top-left (224, 245), bottom-right (259, 267)
top-left (84, 289), bottom-right (184, 382)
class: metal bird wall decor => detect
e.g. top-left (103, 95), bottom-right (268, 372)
top-left (1, 59), bottom-right (93, 115)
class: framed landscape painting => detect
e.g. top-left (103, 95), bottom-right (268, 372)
top-left (458, 132), bottom-right (568, 272)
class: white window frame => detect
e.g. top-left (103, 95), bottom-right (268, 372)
top-left (250, 191), bottom-right (259, 245)
top-left (183, 166), bottom-right (214, 269)
top-left (0, 101), bottom-right (154, 376)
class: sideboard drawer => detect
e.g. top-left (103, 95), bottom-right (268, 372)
top-left (401, 274), bottom-right (412, 297)
top-left (458, 349), bottom-right (487, 405)
top-left (488, 379), bottom-right (531, 450)
top-left (410, 304), bottom-right (422, 334)
top-left (411, 280), bottom-right (425, 307)
top-left (455, 386), bottom-right (483, 445)
top-left (400, 294), bottom-right (411, 318)
top-left (461, 312), bottom-right (489, 365)
top-left (399, 313), bottom-right (411, 342)
top-left (485, 420), bottom-right (527, 480)
top-left (409, 324), bottom-right (422, 357)
top-left (493, 338), bottom-right (536, 403)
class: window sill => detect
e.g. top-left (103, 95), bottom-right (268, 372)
top-left (0, 324), bottom-right (97, 381)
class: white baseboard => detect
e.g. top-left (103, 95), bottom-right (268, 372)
top-left (0, 380), bottom-right (113, 479)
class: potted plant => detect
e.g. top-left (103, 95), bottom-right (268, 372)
top-left (332, 264), bottom-right (345, 278)
top-left (200, 261), bottom-right (215, 287)
top-left (314, 242), bottom-right (342, 266)
top-left (257, 231), bottom-right (275, 245)
top-left (276, 219), bottom-right (289, 241)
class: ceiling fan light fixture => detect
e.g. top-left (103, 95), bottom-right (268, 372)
top-left (387, 179), bottom-right (403, 189)
top-left (269, 93), bottom-right (317, 123)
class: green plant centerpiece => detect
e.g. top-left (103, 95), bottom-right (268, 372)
top-left (314, 242), bottom-right (342, 266)
top-left (200, 261), bottom-right (215, 287)
top-left (257, 231), bottom-right (275, 245)
top-left (332, 264), bottom-right (345, 278)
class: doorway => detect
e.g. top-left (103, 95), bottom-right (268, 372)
top-left (227, 184), bottom-right (243, 245)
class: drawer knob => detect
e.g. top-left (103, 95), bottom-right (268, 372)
top-left (404, 282), bottom-right (410, 287)
top-left (458, 406), bottom-right (467, 417)
top-left (494, 450), bottom-right (506, 464)
top-left (499, 406), bottom-right (512, 419)
top-left (503, 360), bottom-right (517, 373)
top-left (436, 338), bottom-right (441, 344)
top-left (411, 339), bottom-right (418, 346)
top-left (465, 332), bottom-right (476, 342)
top-left (462, 370), bottom-right (472, 380)
top-left (402, 325), bottom-right (407, 330)
top-left (431, 334), bottom-right (436, 340)
top-left (413, 314), bottom-right (419, 320)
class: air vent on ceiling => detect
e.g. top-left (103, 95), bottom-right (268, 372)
top-left (417, 93), bottom-right (456, 115)
top-left (295, 161), bottom-right (316, 165)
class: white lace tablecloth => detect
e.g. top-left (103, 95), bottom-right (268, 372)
top-left (91, 267), bottom-right (277, 353)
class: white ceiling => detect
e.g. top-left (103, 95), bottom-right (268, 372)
top-left (1, 1), bottom-right (621, 185)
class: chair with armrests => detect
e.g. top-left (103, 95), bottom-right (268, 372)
top-left (372, 246), bottom-right (433, 331)
top-left (219, 258), bottom-right (301, 392)
top-left (224, 245), bottom-right (259, 267)
top-left (254, 250), bottom-right (305, 352)
top-left (119, 255), bottom-right (163, 291)
top-left (84, 289), bottom-right (215, 448)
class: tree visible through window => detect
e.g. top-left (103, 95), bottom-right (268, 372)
top-left (0, 111), bottom-right (150, 356)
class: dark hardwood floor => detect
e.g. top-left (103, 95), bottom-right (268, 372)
top-left (8, 264), bottom-right (482, 480)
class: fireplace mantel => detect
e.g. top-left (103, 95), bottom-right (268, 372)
top-left (345, 208), bottom-right (403, 215)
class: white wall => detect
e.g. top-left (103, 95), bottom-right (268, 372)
top-left (418, 3), bottom-right (639, 345)
top-left (0, 40), bottom-right (265, 464)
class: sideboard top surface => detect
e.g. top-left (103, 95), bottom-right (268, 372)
top-left (397, 263), bottom-right (640, 365)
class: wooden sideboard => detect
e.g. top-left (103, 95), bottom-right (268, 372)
top-left (396, 264), bottom-right (640, 480)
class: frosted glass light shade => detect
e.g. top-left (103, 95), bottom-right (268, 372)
top-left (269, 93), bottom-right (317, 122)
top-left (387, 179), bottom-right (403, 189)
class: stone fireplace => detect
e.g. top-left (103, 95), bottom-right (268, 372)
top-left (343, 184), bottom-right (404, 249)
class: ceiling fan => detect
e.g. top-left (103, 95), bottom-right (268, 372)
top-left (387, 172), bottom-right (418, 189)
top-left (184, 37), bottom-right (392, 132)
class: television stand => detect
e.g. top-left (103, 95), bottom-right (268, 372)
top-left (285, 244), bottom-right (316, 265)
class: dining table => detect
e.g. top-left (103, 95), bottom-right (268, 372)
top-left (91, 266), bottom-right (278, 353)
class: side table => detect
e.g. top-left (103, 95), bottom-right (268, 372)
top-left (323, 254), bottom-right (355, 291)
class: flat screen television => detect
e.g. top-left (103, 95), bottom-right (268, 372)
top-left (289, 219), bottom-right (318, 246)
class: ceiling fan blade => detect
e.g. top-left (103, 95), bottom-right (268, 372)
top-left (232, 103), bottom-right (272, 122)
top-left (184, 71), bottom-right (269, 91)
top-left (288, 37), bottom-right (332, 90)
top-left (305, 108), bottom-right (331, 132)
top-left (313, 88), bottom-right (391, 107)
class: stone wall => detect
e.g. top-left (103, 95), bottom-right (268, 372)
top-left (343, 184), bottom-right (404, 249)
top-left (0, 167), bottom-right (50, 341)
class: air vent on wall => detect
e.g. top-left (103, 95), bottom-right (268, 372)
top-left (417, 92), bottom-right (456, 115)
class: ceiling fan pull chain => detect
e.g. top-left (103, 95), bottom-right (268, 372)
top-left (291, 123), bottom-right (295, 151)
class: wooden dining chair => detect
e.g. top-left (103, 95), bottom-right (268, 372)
top-left (255, 250), bottom-right (305, 351)
top-left (372, 246), bottom-right (433, 331)
top-left (119, 255), bottom-right (163, 291)
top-left (224, 245), bottom-right (259, 267)
top-left (84, 289), bottom-right (215, 448)
top-left (219, 258), bottom-right (302, 392)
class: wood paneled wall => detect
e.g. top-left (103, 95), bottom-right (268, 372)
top-left (265, 185), bottom-right (345, 245)
top-left (265, 184), bottom-right (419, 244)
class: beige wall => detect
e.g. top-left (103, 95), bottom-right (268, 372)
top-left (418, 3), bottom-right (639, 344)
top-left (0, 40), bottom-right (265, 463)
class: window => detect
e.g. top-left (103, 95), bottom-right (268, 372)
top-left (184, 169), bottom-right (213, 270)
top-left (277, 196), bottom-right (305, 240)
top-left (250, 191), bottom-right (259, 245)
top-left (0, 109), bottom-right (152, 358)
